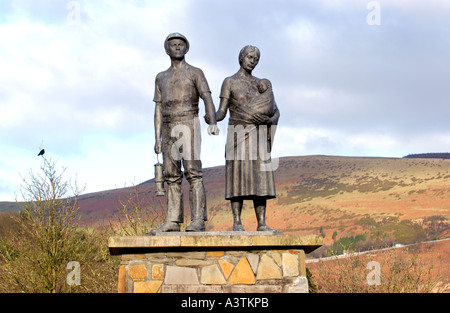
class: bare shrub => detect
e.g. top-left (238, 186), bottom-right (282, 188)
top-left (0, 157), bottom-right (118, 293)
top-left (309, 247), bottom-right (445, 293)
top-left (109, 185), bottom-right (166, 236)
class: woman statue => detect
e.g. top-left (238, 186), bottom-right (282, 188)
top-left (216, 45), bottom-right (280, 231)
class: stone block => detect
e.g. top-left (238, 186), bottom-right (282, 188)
top-left (251, 235), bottom-right (286, 246)
top-left (250, 235), bottom-right (323, 251)
top-left (229, 257), bottom-right (255, 285)
top-left (120, 254), bottom-right (136, 262)
top-left (256, 254), bottom-right (282, 280)
top-left (283, 276), bottom-right (309, 293)
top-left (218, 259), bottom-right (235, 280)
top-left (180, 235), bottom-right (252, 247)
top-left (145, 252), bottom-right (167, 259)
top-left (225, 285), bottom-right (283, 293)
top-left (201, 265), bottom-right (226, 285)
top-left (246, 253), bottom-right (259, 274)
top-left (207, 251), bottom-right (225, 258)
top-left (164, 266), bottom-right (199, 285)
top-left (110, 234), bottom-right (322, 293)
top-left (175, 259), bottom-right (213, 267)
top-left (108, 236), bottom-right (181, 252)
top-left (134, 280), bottom-right (163, 293)
top-left (299, 250), bottom-right (306, 276)
top-left (145, 257), bottom-right (174, 263)
top-left (128, 264), bottom-right (148, 281)
top-left (118, 265), bottom-right (126, 293)
top-left (109, 234), bottom-right (323, 255)
top-left (225, 251), bottom-right (245, 257)
top-left (282, 252), bottom-right (299, 277)
top-left (162, 285), bottom-right (223, 293)
top-left (152, 264), bottom-right (164, 280)
top-left (269, 252), bottom-right (281, 267)
top-left (167, 252), bottom-right (205, 259)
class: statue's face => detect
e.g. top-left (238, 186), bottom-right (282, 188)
top-left (166, 38), bottom-right (187, 60)
top-left (241, 49), bottom-right (259, 72)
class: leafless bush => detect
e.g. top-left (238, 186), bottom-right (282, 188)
top-left (309, 248), bottom-right (445, 293)
top-left (109, 185), bottom-right (166, 236)
top-left (0, 157), bottom-right (118, 293)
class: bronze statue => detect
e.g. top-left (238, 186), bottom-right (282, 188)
top-left (216, 45), bottom-right (280, 231)
top-left (147, 33), bottom-right (219, 234)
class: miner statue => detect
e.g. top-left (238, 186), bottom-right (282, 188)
top-left (147, 33), bottom-right (219, 235)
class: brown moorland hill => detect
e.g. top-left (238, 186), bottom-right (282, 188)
top-left (2, 155), bottom-right (449, 245)
top-left (203, 156), bottom-right (450, 245)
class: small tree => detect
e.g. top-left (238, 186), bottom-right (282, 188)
top-left (319, 226), bottom-right (325, 238)
top-left (332, 231), bottom-right (338, 241)
top-left (0, 157), bottom-right (87, 292)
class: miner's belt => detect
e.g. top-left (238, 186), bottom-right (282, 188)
top-left (162, 111), bottom-right (199, 123)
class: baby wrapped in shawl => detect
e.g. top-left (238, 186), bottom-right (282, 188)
top-left (253, 78), bottom-right (277, 121)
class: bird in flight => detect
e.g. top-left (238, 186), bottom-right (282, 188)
top-left (37, 149), bottom-right (45, 157)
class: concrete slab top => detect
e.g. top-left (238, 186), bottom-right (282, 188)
top-left (108, 232), bottom-right (323, 255)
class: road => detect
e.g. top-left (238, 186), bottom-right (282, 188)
top-left (305, 237), bottom-right (450, 264)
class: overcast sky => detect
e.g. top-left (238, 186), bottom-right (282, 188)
top-left (1, 0), bottom-right (449, 201)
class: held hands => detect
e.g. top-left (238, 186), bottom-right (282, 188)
top-left (204, 114), bottom-right (219, 135)
top-left (154, 140), bottom-right (162, 154)
top-left (207, 125), bottom-right (220, 136)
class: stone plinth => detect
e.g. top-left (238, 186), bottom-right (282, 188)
top-left (108, 232), bottom-right (322, 293)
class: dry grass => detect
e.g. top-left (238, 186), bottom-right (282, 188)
top-left (109, 185), bottom-right (166, 236)
top-left (307, 240), bottom-right (450, 293)
top-left (0, 158), bottom-right (120, 293)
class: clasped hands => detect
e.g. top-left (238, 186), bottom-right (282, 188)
top-left (204, 114), bottom-right (220, 136)
top-left (207, 124), bottom-right (220, 136)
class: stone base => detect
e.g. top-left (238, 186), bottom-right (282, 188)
top-left (150, 231), bottom-right (283, 236)
top-left (108, 233), bottom-right (322, 293)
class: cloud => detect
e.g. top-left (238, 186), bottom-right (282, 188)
top-left (1, 4), bottom-right (159, 150)
top-left (1, 0), bottom-right (449, 201)
top-left (273, 125), bottom-right (450, 159)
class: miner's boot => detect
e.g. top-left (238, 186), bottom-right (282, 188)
top-left (185, 180), bottom-right (206, 232)
top-left (146, 182), bottom-right (182, 235)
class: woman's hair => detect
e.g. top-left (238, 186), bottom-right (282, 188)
top-left (238, 45), bottom-right (260, 66)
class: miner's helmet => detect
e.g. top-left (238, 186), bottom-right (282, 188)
top-left (164, 32), bottom-right (190, 53)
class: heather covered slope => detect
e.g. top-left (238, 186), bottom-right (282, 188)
top-left (2, 155), bottom-right (449, 245)
top-left (205, 156), bottom-right (450, 246)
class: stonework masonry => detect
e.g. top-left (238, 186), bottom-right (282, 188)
top-left (109, 233), bottom-right (322, 293)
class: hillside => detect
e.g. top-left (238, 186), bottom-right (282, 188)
top-left (404, 152), bottom-right (450, 159)
top-left (2, 155), bottom-right (449, 246)
top-left (207, 156), bottom-right (450, 245)
top-left (0, 202), bottom-right (20, 213)
top-left (77, 155), bottom-right (450, 246)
